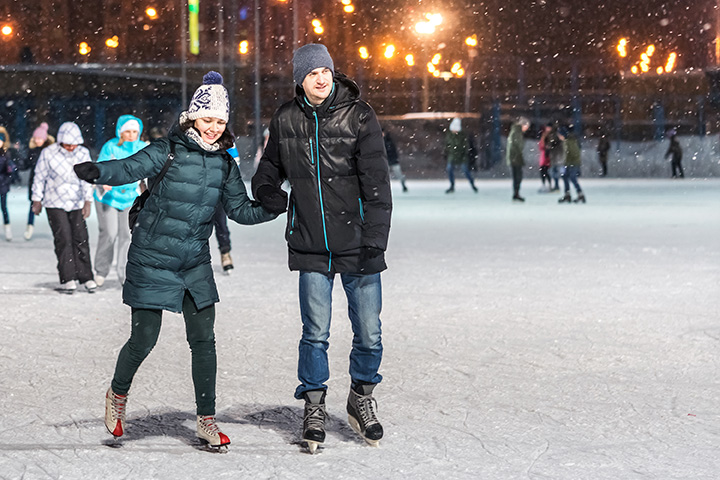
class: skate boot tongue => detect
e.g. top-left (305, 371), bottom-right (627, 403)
top-left (304, 390), bottom-right (326, 404)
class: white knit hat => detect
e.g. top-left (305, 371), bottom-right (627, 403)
top-left (185, 71), bottom-right (229, 122)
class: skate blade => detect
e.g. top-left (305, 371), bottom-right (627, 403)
top-left (200, 442), bottom-right (229, 453)
top-left (303, 439), bottom-right (322, 454)
top-left (347, 415), bottom-right (381, 448)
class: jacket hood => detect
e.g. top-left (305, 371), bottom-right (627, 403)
top-left (295, 71), bottom-right (360, 118)
top-left (115, 114), bottom-right (144, 138)
top-left (57, 122), bottom-right (84, 145)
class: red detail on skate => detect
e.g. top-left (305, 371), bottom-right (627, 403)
top-left (218, 432), bottom-right (230, 445)
top-left (112, 421), bottom-right (123, 437)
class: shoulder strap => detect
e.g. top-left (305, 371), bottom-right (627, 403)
top-left (147, 142), bottom-right (176, 194)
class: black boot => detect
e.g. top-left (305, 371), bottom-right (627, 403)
top-left (558, 192), bottom-right (572, 203)
top-left (347, 383), bottom-right (383, 446)
top-left (302, 390), bottom-right (327, 453)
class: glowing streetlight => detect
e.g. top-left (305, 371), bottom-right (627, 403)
top-left (1, 25), bottom-right (12, 36)
top-left (631, 65), bottom-right (639, 74)
top-left (656, 66), bottom-right (664, 74)
top-left (616, 38), bottom-right (628, 57)
top-left (145, 7), bottom-right (158, 19)
top-left (427, 62), bottom-right (436, 73)
top-left (359, 46), bottom-right (369, 59)
top-left (415, 12), bottom-right (442, 35)
top-left (431, 53), bottom-right (441, 65)
top-left (465, 35), bottom-right (477, 47)
top-left (238, 40), bottom-right (249, 55)
top-left (312, 19), bottom-right (324, 35)
top-left (405, 54), bottom-right (415, 66)
top-left (384, 44), bottom-right (395, 59)
top-left (450, 62), bottom-right (461, 74)
top-left (665, 52), bottom-right (677, 72)
top-left (343, 4), bottom-right (355, 13)
top-left (341, 0), bottom-right (352, 4)
top-left (105, 35), bottom-right (119, 48)
top-left (79, 42), bottom-right (91, 55)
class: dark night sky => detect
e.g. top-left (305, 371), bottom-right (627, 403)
top-left (360, 1), bottom-right (716, 71)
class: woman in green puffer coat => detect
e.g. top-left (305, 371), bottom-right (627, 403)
top-left (74, 72), bottom-right (276, 450)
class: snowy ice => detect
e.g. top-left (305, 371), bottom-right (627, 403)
top-left (0, 178), bottom-right (718, 479)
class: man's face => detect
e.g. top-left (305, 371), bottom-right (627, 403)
top-left (61, 143), bottom-right (78, 152)
top-left (302, 67), bottom-right (333, 106)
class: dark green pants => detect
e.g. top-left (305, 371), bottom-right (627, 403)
top-left (111, 291), bottom-right (217, 415)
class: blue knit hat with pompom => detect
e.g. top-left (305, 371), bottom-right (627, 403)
top-left (186, 71), bottom-right (230, 122)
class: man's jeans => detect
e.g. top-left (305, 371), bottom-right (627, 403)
top-left (295, 271), bottom-right (383, 399)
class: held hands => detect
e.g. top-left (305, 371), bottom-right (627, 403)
top-left (256, 185), bottom-right (288, 214)
top-left (73, 162), bottom-right (100, 183)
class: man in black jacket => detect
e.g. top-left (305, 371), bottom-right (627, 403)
top-left (251, 44), bottom-right (392, 453)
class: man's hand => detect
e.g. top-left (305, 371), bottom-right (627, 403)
top-left (256, 185), bottom-right (288, 214)
top-left (82, 201), bottom-right (92, 219)
top-left (73, 162), bottom-right (100, 183)
top-left (358, 246), bottom-right (383, 272)
top-left (31, 201), bottom-right (42, 215)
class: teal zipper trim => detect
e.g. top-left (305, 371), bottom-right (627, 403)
top-left (358, 198), bottom-right (365, 222)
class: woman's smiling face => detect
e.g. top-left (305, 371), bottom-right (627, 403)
top-left (193, 117), bottom-right (227, 144)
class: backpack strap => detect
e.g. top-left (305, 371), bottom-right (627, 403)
top-left (147, 142), bottom-right (176, 194)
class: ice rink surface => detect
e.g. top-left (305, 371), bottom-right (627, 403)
top-left (0, 178), bottom-right (718, 479)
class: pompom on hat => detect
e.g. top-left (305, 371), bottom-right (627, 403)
top-left (185, 71), bottom-right (230, 122)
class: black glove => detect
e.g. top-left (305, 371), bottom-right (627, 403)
top-left (359, 246), bottom-right (383, 272)
top-left (73, 162), bottom-right (100, 183)
top-left (256, 185), bottom-right (288, 214)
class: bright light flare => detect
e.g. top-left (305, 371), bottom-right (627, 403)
top-left (384, 44), bottom-right (395, 59)
top-left (450, 62), bottom-right (461, 74)
top-left (105, 35), bottom-right (119, 48)
top-left (656, 66), bottom-right (664, 74)
top-left (79, 42), bottom-right (91, 55)
top-left (665, 52), bottom-right (676, 72)
top-left (426, 13), bottom-right (442, 26)
top-left (358, 46), bottom-right (369, 59)
top-left (431, 53), bottom-right (441, 65)
top-left (145, 7), bottom-right (158, 19)
top-left (427, 62), bottom-right (436, 73)
top-left (465, 35), bottom-right (477, 47)
top-left (616, 38), bottom-right (628, 57)
top-left (1, 25), bottom-right (12, 36)
top-left (646, 44), bottom-right (655, 56)
top-left (343, 5), bottom-right (354, 13)
top-left (239, 40), bottom-right (249, 54)
top-left (405, 54), bottom-right (414, 66)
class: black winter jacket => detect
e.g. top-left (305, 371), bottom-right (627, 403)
top-left (252, 73), bottom-right (392, 274)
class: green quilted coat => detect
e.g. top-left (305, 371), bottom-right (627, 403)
top-left (94, 124), bottom-right (276, 312)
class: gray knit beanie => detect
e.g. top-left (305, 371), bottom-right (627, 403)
top-left (292, 44), bottom-right (334, 86)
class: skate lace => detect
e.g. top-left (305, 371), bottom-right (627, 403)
top-left (110, 392), bottom-right (127, 421)
top-left (198, 415), bottom-right (220, 435)
top-left (355, 393), bottom-right (379, 427)
top-left (304, 403), bottom-right (327, 431)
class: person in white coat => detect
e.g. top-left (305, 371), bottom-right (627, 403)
top-left (31, 122), bottom-right (97, 293)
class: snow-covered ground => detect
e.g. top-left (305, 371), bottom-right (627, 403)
top-left (0, 178), bottom-right (718, 479)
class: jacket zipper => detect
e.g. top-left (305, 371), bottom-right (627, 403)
top-left (311, 108), bottom-right (332, 272)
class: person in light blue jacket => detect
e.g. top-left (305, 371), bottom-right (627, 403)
top-left (94, 115), bottom-right (148, 286)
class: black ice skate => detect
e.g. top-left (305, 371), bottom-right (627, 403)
top-left (573, 193), bottom-right (586, 203)
top-left (347, 383), bottom-right (383, 447)
top-left (558, 192), bottom-right (572, 203)
top-left (302, 390), bottom-right (327, 454)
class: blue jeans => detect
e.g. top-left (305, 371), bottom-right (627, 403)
top-left (561, 165), bottom-right (582, 193)
top-left (295, 271), bottom-right (383, 399)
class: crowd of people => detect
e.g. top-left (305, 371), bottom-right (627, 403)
top-left (0, 42), bottom-right (689, 455)
top-left (2, 44), bottom-right (392, 455)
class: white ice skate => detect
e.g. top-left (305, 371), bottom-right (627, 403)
top-left (105, 388), bottom-right (127, 438)
top-left (197, 415), bottom-right (230, 452)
